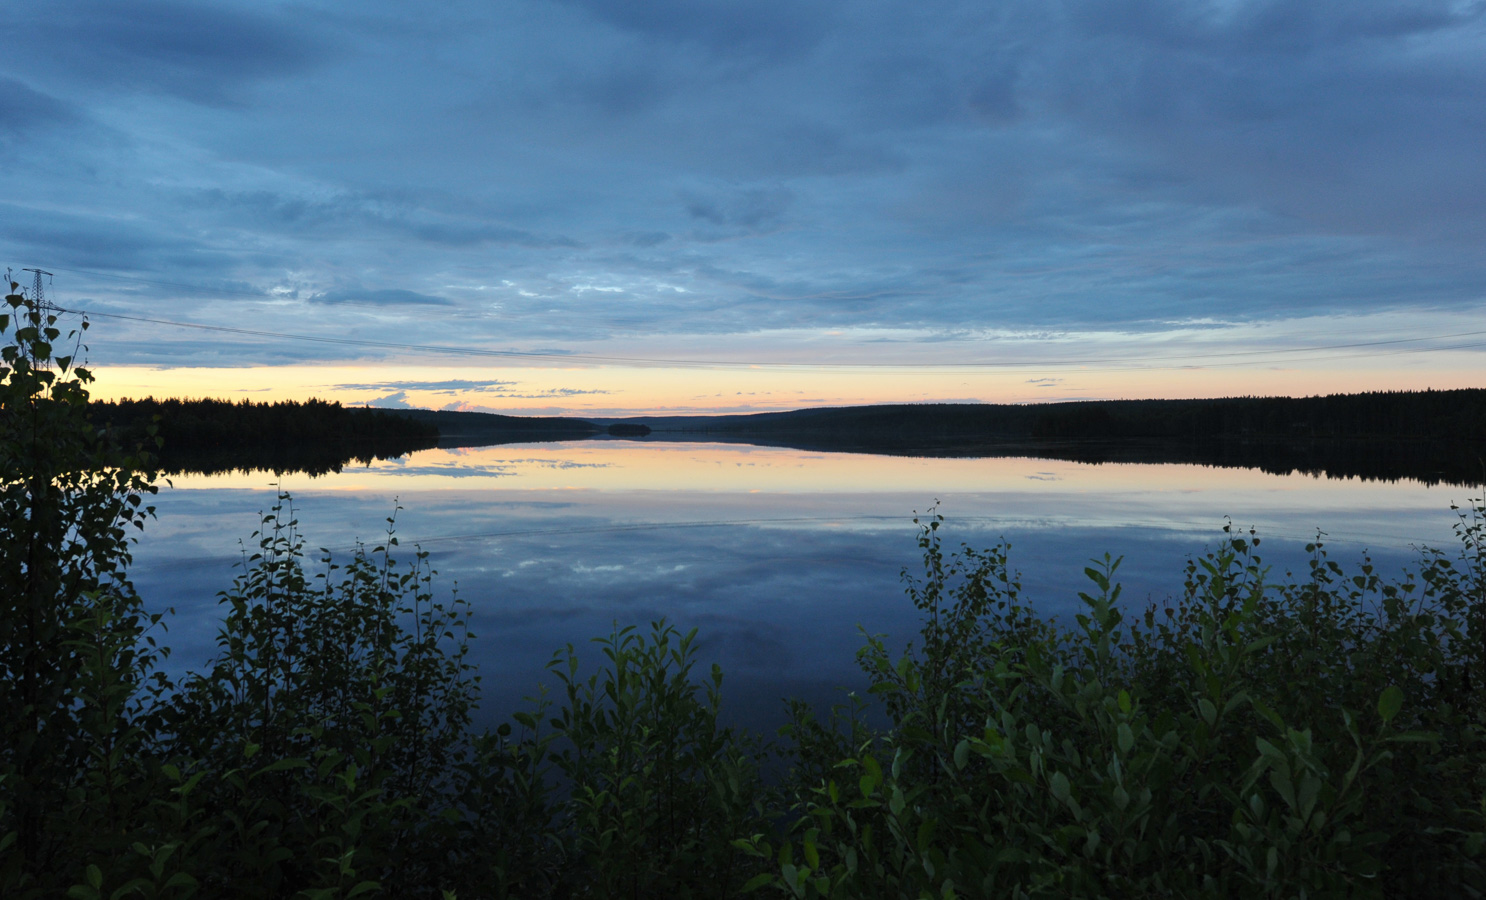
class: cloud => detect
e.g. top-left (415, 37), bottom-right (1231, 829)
top-left (335, 379), bottom-right (519, 393)
top-left (513, 388), bottom-right (612, 398)
top-left (682, 186), bottom-right (793, 233)
top-left (555, 0), bottom-right (836, 60)
top-left (311, 288), bottom-right (453, 307)
top-left (338, 379), bottom-right (610, 399)
top-left (1043, 0), bottom-right (1486, 242)
top-left (0, 202), bottom-right (183, 270)
top-left (0, 78), bottom-right (78, 134)
top-left (20, 0), bottom-right (327, 105)
top-left (368, 391), bottom-right (413, 409)
top-left (190, 189), bottom-right (575, 248)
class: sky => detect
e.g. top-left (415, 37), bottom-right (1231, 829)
top-left (2, 0), bottom-right (1484, 416)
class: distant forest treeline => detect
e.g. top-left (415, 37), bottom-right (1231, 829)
top-left (1026, 389), bottom-right (1486, 442)
top-left (89, 397), bottom-right (438, 475)
top-left (640, 389), bottom-right (1486, 445)
top-left (388, 407), bottom-right (601, 445)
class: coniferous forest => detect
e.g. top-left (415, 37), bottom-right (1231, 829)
top-left (7, 289), bottom-right (1486, 897)
top-left (88, 397), bottom-right (438, 476)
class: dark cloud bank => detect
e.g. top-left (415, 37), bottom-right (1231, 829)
top-left (0, 0), bottom-right (1481, 361)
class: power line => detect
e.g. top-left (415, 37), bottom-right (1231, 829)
top-left (54, 305), bottom-right (1486, 372)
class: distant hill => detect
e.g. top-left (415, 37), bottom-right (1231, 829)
top-left (598, 390), bottom-right (1486, 447)
top-left (384, 408), bottom-right (601, 446)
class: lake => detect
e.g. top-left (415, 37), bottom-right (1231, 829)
top-left (129, 438), bottom-right (1478, 732)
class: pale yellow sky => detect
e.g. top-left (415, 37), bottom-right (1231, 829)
top-left (87, 353), bottom-right (1486, 418)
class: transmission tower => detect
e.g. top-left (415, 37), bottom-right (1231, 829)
top-left (21, 267), bottom-right (54, 313)
top-left (14, 268), bottom-right (60, 369)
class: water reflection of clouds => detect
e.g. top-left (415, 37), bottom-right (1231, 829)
top-left (387, 465), bottom-right (518, 479)
top-left (129, 442), bottom-right (1471, 730)
top-left (386, 458), bottom-right (615, 480)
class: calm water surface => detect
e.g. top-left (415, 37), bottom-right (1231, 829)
top-left (130, 440), bottom-right (1477, 730)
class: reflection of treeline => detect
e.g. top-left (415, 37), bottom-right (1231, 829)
top-left (89, 397), bottom-right (438, 475)
top-left (676, 432), bottom-right (1483, 486)
top-left (1025, 437), bottom-right (1483, 488)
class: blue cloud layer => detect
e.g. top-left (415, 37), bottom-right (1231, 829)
top-left (0, 0), bottom-right (1481, 366)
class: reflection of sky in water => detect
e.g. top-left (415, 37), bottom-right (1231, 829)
top-left (135, 442), bottom-right (1477, 731)
top-left (370, 457), bottom-right (615, 479)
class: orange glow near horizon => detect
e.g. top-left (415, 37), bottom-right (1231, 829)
top-left (86, 353), bottom-right (1486, 418)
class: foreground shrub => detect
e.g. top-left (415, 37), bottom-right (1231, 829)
top-left (437, 621), bottom-right (771, 899)
top-left (545, 622), bottom-right (768, 897)
top-left (0, 282), bottom-right (166, 896)
top-left (748, 508), bottom-right (1486, 898)
top-left (154, 493), bottom-right (479, 897)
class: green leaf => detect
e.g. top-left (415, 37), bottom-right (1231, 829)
top-left (741, 873), bottom-right (776, 892)
top-left (253, 757), bottom-right (310, 775)
top-left (1198, 697), bottom-right (1217, 727)
top-left (860, 755), bottom-right (882, 797)
top-left (1255, 737), bottom-right (1286, 763)
top-left (163, 872), bottom-right (199, 891)
top-left (1050, 770), bottom-right (1070, 801)
top-left (953, 738), bottom-right (970, 770)
top-left (917, 818), bottom-right (936, 851)
top-left (889, 784), bottom-right (906, 816)
top-left (1378, 686), bottom-right (1404, 723)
